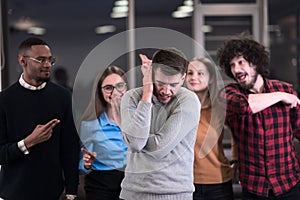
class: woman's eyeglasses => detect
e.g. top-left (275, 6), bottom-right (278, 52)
top-left (102, 82), bottom-right (127, 93)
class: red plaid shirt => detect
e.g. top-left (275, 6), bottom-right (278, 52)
top-left (220, 79), bottom-right (300, 197)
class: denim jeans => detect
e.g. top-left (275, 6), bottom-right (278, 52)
top-left (193, 180), bottom-right (234, 200)
top-left (242, 182), bottom-right (300, 200)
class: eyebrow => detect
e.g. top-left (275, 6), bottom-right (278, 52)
top-left (188, 69), bottom-right (204, 72)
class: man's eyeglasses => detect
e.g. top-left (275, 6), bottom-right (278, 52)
top-left (23, 56), bottom-right (56, 66)
top-left (102, 82), bottom-right (127, 93)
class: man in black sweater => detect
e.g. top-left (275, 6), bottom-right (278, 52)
top-left (0, 37), bottom-right (80, 200)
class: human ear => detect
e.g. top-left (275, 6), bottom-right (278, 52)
top-left (182, 73), bottom-right (186, 80)
top-left (18, 56), bottom-right (27, 67)
top-left (249, 63), bottom-right (256, 68)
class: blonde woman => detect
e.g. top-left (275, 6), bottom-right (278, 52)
top-left (186, 58), bottom-right (237, 200)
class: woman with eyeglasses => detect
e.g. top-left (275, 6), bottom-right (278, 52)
top-left (78, 65), bottom-right (128, 200)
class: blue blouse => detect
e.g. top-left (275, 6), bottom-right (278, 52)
top-left (79, 112), bottom-right (127, 173)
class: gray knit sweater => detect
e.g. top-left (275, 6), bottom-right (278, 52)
top-left (120, 87), bottom-right (201, 200)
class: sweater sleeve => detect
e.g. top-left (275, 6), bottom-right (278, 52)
top-left (0, 98), bottom-right (25, 164)
top-left (144, 92), bottom-right (200, 160)
top-left (121, 89), bottom-right (152, 151)
top-left (121, 88), bottom-right (201, 160)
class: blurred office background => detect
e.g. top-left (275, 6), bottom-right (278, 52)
top-left (1, 0), bottom-right (299, 92)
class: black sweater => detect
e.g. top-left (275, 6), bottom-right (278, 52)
top-left (0, 81), bottom-right (80, 200)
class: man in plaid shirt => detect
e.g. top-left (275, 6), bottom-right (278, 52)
top-left (217, 37), bottom-right (300, 199)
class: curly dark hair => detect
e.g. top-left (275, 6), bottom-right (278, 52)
top-left (217, 37), bottom-right (270, 79)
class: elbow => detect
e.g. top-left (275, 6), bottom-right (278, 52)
top-left (125, 141), bottom-right (147, 152)
top-left (128, 144), bottom-right (144, 152)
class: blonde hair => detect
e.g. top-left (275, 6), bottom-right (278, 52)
top-left (190, 57), bottom-right (222, 106)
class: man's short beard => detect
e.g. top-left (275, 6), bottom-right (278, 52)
top-left (38, 76), bottom-right (50, 83)
top-left (239, 72), bottom-right (258, 90)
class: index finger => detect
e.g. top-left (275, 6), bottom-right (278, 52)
top-left (81, 147), bottom-right (90, 154)
top-left (139, 54), bottom-right (151, 64)
top-left (139, 54), bottom-right (146, 62)
top-left (81, 148), bottom-right (96, 159)
top-left (44, 119), bottom-right (60, 129)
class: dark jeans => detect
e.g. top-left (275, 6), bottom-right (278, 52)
top-left (84, 169), bottom-right (124, 200)
top-left (242, 182), bottom-right (300, 200)
top-left (193, 180), bottom-right (234, 200)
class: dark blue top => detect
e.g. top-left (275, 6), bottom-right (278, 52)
top-left (0, 82), bottom-right (80, 200)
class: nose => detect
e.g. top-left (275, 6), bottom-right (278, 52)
top-left (44, 60), bottom-right (53, 67)
top-left (161, 84), bottom-right (171, 95)
top-left (231, 63), bottom-right (242, 74)
top-left (109, 87), bottom-right (116, 95)
top-left (189, 73), bottom-right (197, 79)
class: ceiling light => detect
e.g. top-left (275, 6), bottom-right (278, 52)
top-left (178, 5), bottom-right (193, 13)
top-left (172, 1), bottom-right (194, 18)
top-left (115, 0), bottom-right (128, 6)
top-left (172, 11), bottom-right (192, 18)
top-left (184, 0), bottom-right (194, 6)
top-left (202, 25), bottom-right (213, 33)
top-left (111, 12), bottom-right (128, 18)
top-left (94, 25), bottom-right (116, 34)
top-left (12, 17), bottom-right (36, 30)
top-left (111, 0), bottom-right (128, 18)
top-left (113, 6), bottom-right (128, 13)
top-left (27, 27), bottom-right (46, 35)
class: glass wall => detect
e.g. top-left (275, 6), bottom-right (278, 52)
top-left (269, 12), bottom-right (300, 94)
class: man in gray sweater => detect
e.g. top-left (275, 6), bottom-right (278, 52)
top-left (120, 48), bottom-right (201, 200)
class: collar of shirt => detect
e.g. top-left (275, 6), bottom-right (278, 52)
top-left (263, 78), bottom-right (278, 93)
top-left (19, 73), bottom-right (46, 90)
top-left (99, 112), bottom-right (118, 127)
